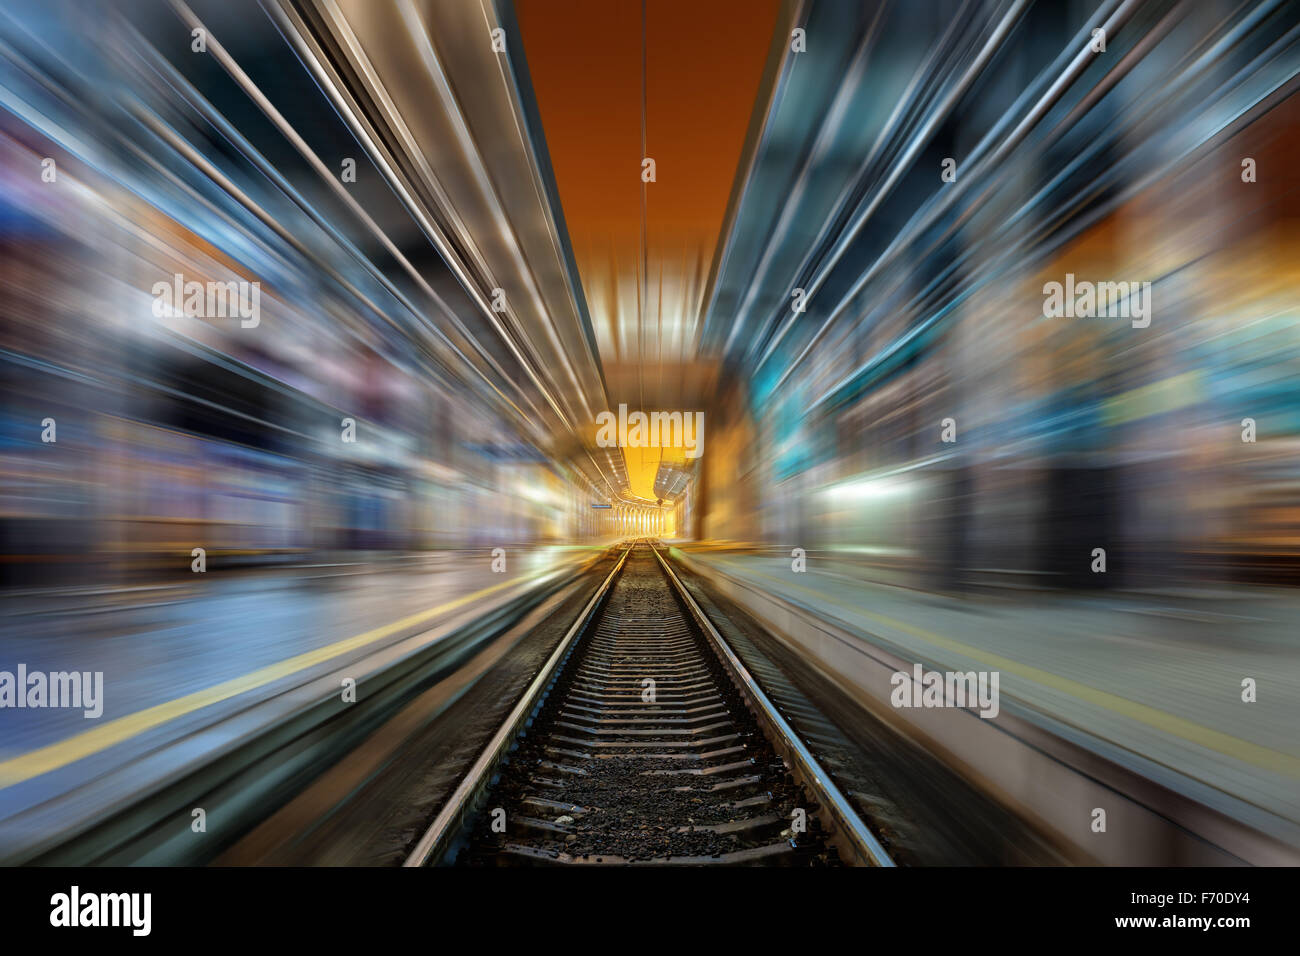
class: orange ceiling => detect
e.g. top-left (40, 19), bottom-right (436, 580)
top-left (516, 0), bottom-right (781, 374)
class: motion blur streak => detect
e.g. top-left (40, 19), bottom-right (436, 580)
top-left (0, 0), bottom-right (1298, 865)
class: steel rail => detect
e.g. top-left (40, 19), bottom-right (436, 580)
top-left (403, 545), bottom-right (631, 866)
top-left (648, 542), bottom-right (895, 867)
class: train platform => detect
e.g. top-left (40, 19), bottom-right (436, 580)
top-left (0, 545), bottom-right (604, 856)
top-left (675, 545), bottom-right (1300, 842)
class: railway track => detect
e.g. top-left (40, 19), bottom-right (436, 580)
top-left (404, 541), bottom-right (893, 867)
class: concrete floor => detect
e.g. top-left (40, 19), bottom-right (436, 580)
top-left (0, 546), bottom-right (596, 825)
top-left (681, 548), bottom-right (1300, 828)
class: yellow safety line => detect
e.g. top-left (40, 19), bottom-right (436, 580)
top-left (716, 558), bottom-right (1300, 778)
top-left (0, 565), bottom-right (562, 788)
